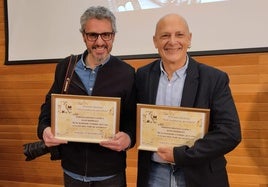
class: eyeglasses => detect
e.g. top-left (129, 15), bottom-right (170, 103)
top-left (84, 32), bottom-right (114, 41)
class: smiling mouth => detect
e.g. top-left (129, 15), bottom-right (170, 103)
top-left (92, 47), bottom-right (108, 55)
top-left (165, 48), bottom-right (180, 52)
top-left (93, 45), bottom-right (107, 50)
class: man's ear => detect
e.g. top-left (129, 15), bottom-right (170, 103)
top-left (153, 35), bottom-right (157, 49)
top-left (188, 32), bottom-right (192, 48)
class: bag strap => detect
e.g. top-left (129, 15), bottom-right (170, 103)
top-left (61, 55), bottom-right (78, 94)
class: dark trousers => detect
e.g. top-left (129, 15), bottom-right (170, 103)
top-left (64, 172), bottom-right (126, 187)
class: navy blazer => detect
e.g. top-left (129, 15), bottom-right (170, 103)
top-left (136, 57), bottom-right (241, 187)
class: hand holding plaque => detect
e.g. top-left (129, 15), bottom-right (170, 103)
top-left (137, 104), bottom-right (210, 151)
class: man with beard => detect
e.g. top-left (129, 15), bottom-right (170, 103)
top-left (37, 6), bottom-right (136, 187)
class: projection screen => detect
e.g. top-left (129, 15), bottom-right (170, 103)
top-left (4, 0), bottom-right (268, 64)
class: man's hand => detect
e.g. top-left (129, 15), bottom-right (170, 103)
top-left (43, 127), bottom-right (67, 147)
top-left (157, 146), bottom-right (174, 163)
top-left (100, 132), bottom-right (131, 152)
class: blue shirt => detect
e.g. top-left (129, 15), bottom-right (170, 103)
top-left (74, 53), bottom-right (109, 95)
top-left (156, 58), bottom-right (188, 106)
top-left (152, 56), bottom-right (189, 163)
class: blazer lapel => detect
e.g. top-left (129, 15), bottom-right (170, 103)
top-left (181, 58), bottom-right (199, 107)
top-left (148, 60), bottom-right (161, 104)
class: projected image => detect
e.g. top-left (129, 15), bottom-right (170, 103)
top-left (7, 0), bottom-right (266, 64)
top-left (107, 0), bottom-right (227, 12)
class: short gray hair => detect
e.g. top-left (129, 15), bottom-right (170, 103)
top-left (80, 6), bottom-right (117, 33)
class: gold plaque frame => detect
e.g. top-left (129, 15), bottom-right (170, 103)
top-left (51, 94), bottom-right (120, 143)
top-left (137, 104), bottom-right (210, 151)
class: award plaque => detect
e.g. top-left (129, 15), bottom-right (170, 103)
top-left (51, 94), bottom-right (120, 143)
top-left (137, 104), bottom-right (210, 151)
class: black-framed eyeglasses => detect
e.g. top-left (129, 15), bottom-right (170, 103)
top-left (84, 32), bottom-right (114, 41)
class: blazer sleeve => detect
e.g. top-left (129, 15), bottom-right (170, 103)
top-left (37, 58), bottom-right (69, 139)
top-left (173, 67), bottom-right (241, 166)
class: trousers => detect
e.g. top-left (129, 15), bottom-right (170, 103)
top-left (148, 161), bottom-right (186, 187)
top-left (64, 171), bottom-right (126, 187)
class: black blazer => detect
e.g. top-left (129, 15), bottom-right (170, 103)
top-left (136, 57), bottom-right (241, 187)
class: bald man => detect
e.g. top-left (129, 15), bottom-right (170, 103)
top-left (136, 13), bottom-right (241, 187)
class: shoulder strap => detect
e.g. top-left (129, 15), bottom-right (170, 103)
top-left (61, 55), bottom-right (78, 94)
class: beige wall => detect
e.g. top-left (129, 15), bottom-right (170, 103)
top-left (0, 1), bottom-right (268, 186)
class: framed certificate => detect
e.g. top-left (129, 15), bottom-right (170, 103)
top-left (137, 104), bottom-right (210, 151)
top-left (51, 94), bottom-right (120, 143)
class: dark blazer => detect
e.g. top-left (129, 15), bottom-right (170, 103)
top-left (136, 57), bottom-right (241, 187)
